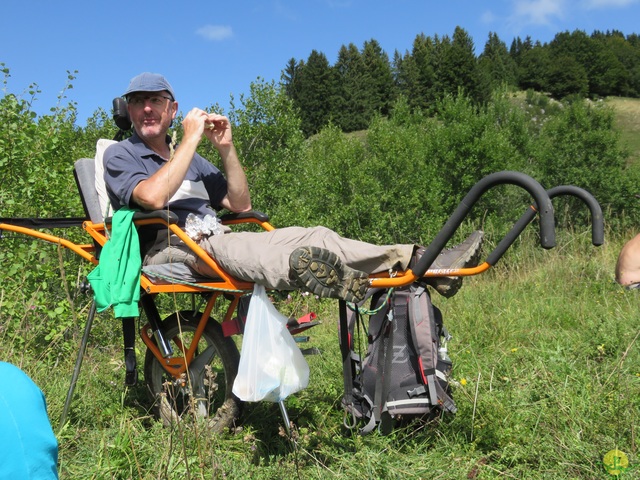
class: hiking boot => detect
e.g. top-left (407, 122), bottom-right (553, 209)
top-left (415, 230), bottom-right (484, 298)
top-left (289, 246), bottom-right (370, 303)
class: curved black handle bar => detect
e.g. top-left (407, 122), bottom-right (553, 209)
top-left (547, 186), bottom-right (604, 246)
top-left (485, 185), bottom-right (604, 267)
top-left (412, 171), bottom-right (555, 278)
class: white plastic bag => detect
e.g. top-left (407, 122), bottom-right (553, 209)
top-left (232, 284), bottom-right (310, 402)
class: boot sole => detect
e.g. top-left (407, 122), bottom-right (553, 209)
top-left (429, 231), bottom-right (484, 298)
top-left (289, 247), bottom-right (369, 303)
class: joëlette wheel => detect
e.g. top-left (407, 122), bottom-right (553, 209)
top-left (143, 311), bottom-right (241, 433)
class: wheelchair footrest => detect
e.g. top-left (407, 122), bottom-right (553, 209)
top-left (287, 312), bottom-right (320, 335)
top-left (288, 321), bottom-right (320, 335)
top-left (223, 312), bottom-right (321, 337)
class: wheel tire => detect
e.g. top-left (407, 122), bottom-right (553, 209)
top-left (143, 311), bottom-right (241, 433)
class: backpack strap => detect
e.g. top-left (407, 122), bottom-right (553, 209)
top-left (340, 288), bottom-right (387, 410)
top-left (339, 300), bottom-right (358, 427)
top-left (407, 284), bottom-right (458, 413)
top-left (361, 297), bottom-right (396, 435)
top-left (405, 284), bottom-right (442, 407)
top-left (340, 290), bottom-right (381, 429)
top-left (408, 285), bottom-right (436, 373)
top-left (435, 380), bottom-right (457, 413)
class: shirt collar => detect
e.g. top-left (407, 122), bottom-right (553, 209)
top-left (128, 132), bottom-right (173, 161)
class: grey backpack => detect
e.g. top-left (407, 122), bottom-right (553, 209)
top-left (339, 284), bottom-right (456, 435)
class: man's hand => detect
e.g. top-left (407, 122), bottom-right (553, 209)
top-left (180, 108), bottom-right (250, 213)
top-left (182, 108), bottom-right (209, 146)
top-left (203, 113), bottom-right (233, 149)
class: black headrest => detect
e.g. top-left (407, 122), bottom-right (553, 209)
top-left (112, 97), bottom-right (132, 131)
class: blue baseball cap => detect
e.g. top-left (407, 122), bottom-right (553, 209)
top-left (123, 72), bottom-right (175, 100)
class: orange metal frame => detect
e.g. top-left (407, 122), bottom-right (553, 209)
top-left (0, 216), bottom-right (478, 380)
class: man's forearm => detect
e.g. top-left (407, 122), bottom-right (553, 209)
top-left (132, 137), bottom-right (199, 210)
top-left (219, 143), bottom-right (251, 211)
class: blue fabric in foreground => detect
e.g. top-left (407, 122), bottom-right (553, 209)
top-left (0, 362), bottom-right (59, 479)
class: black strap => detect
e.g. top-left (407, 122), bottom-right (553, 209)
top-left (0, 217), bottom-right (87, 229)
top-left (340, 290), bottom-right (379, 428)
top-left (435, 381), bottom-right (457, 414)
top-left (122, 317), bottom-right (137, 386)
top-left (339, 300), bottom-right (355, 409)
top-left (426, 373), bottom-right (439, 408)
top-left (362, 299), bottom-right (397, 434)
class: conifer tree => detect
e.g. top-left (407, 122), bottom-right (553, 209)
top-left (408, 34), bottom-right (438, 111)
top-left (436, 27), bottom-right (483, 102)
top-left (334, 43), bottom-right (366, 131)
top-left (280, 26), bottom-right (640, 132)
top-left (391, 49), bottom-right (411, 99)
top-left (281, 57), bottom-right (303, 100)
top-left (360, 39), bottom-right (395, 121)
top-left (479, 32), bottom-right (518, 90)
top-left (295, 50), bottom-right (335, 136)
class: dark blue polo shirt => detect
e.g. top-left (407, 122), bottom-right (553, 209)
top-left (103, 133), bottom-right (228, 226)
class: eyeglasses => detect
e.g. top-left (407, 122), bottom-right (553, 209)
top-left (127, 95), bottom-right (173, 107)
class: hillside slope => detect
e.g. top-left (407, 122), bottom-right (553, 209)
top-left (607, 96), bottom-right (640, 166)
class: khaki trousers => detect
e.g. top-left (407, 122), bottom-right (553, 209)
top-left (144, 226), bottom-right (414, 291)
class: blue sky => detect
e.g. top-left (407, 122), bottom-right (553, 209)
top-left (2, 0), bottom-right (639, 125)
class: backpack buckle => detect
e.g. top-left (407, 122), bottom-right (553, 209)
top-left (406, 385), bottom-right (428, 398)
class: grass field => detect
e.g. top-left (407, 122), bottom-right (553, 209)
top-left (2, 229), bottom-right (636, 479)
top-left (606, 97), bottom-right (640, 167)
top-left (1, 98), bottom-right (640, 479)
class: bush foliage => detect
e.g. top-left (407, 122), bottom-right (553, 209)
top-left (1, 67), bottom-right (639, 479)
top-left (2, 66), bottom-right (639, 355)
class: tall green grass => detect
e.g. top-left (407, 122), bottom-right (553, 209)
top-left (606, 97), bottom-right (640, 167)
top-left (2, 227), bottom-right (637, 479)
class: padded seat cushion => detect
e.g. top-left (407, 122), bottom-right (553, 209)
top-left (142, 263), bottom-right (217, 284)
